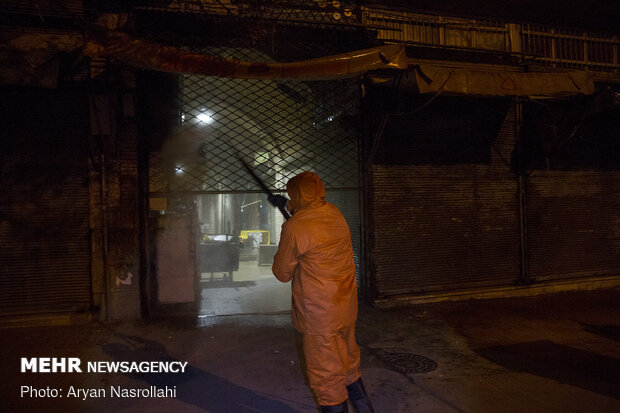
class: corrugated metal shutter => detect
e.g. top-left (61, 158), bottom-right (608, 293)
top-left (526, 171), bottom-right (620, 281)
top-left (370, 101), bottom-right (521, 296)
top-left (371, 166), bottom-right (521, 295)
top-left (0, 87), bottom-right (91, 315)
top-left (327, 189), bottom-right (362, 284)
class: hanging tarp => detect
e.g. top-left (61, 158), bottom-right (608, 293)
top-left (82, 27), bottom-right (408, 80)
top-left (1, 27), bottom-right (406, 83)
top-left (396, 65), bottom-right (595, 97)
top-left (2, 26), bottom-right (595, 94)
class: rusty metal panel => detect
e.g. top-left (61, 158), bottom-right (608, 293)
top-left (368, 101), bottom-right (521, 297)
top-left (371, 166), bottom-right (521, 296)
top-left (156, 215), bottom-right (197, 304)
top-left (526, 171), bottom-right (620, 281)
top-left (0, 86), bottom-right (91, 315)
top-left (0, 177), bottom-right (90, 315)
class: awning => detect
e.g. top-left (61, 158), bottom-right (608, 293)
top-left (1, 27), bottom-right (408, 86)
top-left (392, 65), bottom-right (595, 97)
top-left (82, 27), bottom-right (408, 80)
top-left (1, 26), bottom-right (595, 96)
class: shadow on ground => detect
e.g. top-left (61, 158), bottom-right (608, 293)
top-left (582, 324), bottom-right (620, 342)
top-left (477, 340), bottom-right (620, 400)
top-left (102, 333), bottom-right (301, 412)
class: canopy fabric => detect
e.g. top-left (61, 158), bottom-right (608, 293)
top-left (398, 65), bottom-right (595, 97)
top-left (83, 27), bottom-right (408, 80)
top-left (2, 26), bottom-right (595, 96)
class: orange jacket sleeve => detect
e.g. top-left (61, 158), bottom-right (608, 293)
top-left (272, 222), bottom-right (299, 283)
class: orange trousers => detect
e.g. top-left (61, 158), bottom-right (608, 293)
top-left (302, 324), bottom-right (361, 406)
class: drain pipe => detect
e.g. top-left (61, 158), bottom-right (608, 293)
top-left (92, 94), bottom-right (111, 322)
top-left (518, 174), bottom-right (529, 284)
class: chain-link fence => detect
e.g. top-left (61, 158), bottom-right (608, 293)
top-left (149, 70), bottom-right (361, 194)
top-left (137, 8), bottom-right (368, 282)
top-left (134, 6), bottom-right (369, 195)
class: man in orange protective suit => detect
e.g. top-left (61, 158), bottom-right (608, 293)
top-left (270, 171), bottom-right (374, 413)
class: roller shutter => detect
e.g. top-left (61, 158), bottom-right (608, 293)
top-left (369, 99), bottom-right (521, 296)
top-left (0, 87), bottom-right (91, 315)
top-left (526, 171), bottom-right (620, 281)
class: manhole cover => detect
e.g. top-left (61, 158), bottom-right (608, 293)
top-left (379, 352), bottom-right (437, 374)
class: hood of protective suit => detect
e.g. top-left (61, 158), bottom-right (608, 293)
top-left (286, 171), bottom-right (327, 211)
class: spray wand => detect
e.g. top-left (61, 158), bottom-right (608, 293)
top-left (236, 154), bottom-right (291, 220)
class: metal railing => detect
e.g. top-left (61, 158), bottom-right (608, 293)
top-left (362, 7), bottom-right (620, 74)
top-left (520, 23), bottom-right (619, 71)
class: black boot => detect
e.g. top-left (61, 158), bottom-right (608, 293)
top-left (320, 400), bottom-right (348, 413)
top-left (346, 378), bottom-right (375, 413)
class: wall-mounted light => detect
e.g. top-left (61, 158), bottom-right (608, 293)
top-left (197, 109), bottom-right (215, 124)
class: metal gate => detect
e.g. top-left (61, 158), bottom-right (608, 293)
top-left (368, 97), bottom-right (521, 296)
top-left (521, 96), bottom-right (620, 283)
top-left (526, 171), bottom-right (620, 282)
top-left (131, 5), bottom-right (385, 295)
top-left (150, 71), bottom-right (361, 192)
top-left (0, 87), bottom-right (91, 315)
top-left (145, 53), bottom-right (363, 282)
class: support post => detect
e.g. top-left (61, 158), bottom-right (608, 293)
top-left (515, 97), bottom-right (530, 285)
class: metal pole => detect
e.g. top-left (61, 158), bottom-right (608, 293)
top-left (101, 152), bottom-right (111, 321)
top-left (515, 97), bottom-right (530, 285)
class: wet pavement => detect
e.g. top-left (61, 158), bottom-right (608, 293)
top-left (1, 288), bottom-right (619, 413)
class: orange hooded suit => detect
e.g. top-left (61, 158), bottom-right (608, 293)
top-left (272, 171), bottom-right (361, 406)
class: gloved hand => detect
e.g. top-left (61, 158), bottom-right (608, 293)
top-left (268, 194), bottom-right (288, 210)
